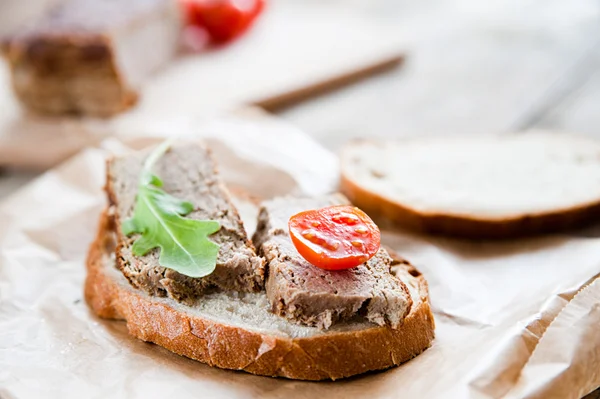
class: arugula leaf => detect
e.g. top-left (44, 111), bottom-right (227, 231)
top-left (122, 141), bottom-right (221, 278)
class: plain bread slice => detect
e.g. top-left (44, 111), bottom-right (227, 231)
top-left (341, 132), bottom-right (600, 238)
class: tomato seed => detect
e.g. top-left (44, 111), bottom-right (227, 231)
top-left (355, 226), bottom-right (368, 234)
top-left (324, 240), bottom-right (340, 251)
top-left (311, 221), bottom-right (321, 227)
top-left (332, 213), bottom-right (360, 225)
top-left (302, 229), bottom-right (327, 245)
top-left (351, 240), bottom-right (363, 248)
top-left (341, 213), bottom-right (360, 224)
top-left (302, 229), bottom-right (316, 240)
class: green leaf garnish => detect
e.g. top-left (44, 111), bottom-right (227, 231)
top-left (122, 141), bottom-right (221, 278)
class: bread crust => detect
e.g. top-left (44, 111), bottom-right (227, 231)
top-left (3, 35), bottom-right (138, 116)
top-left (341, 157), bottom-right (600, 239)
top-left (85, 211), bottom-right (435, 380)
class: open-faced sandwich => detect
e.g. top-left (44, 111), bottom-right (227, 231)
top-left (85, 141), bottom-right (435, 380)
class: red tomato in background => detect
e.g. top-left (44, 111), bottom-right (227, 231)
top-left (180, 0), bottom-right (265, 44)
top-left (288, 205), bottom-right (381, 271)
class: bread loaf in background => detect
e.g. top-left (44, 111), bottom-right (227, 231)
top-left (1, 0), bottom-right (182, 116)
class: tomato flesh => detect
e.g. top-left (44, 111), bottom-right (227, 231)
top-left (180, 0), bottom-right (265, 44)
top-left (288, 205), bottom-right (380, 270)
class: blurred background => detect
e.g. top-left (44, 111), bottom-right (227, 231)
top-left (1, 0), bottom-right (600, 196)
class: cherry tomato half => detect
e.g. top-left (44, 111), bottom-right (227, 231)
top-left (180, 0), bottom-right (265, 44)
top-left (288, 205), bottom-right (381, 270)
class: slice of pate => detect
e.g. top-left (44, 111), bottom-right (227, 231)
top-left (253, 194), bottom-right (412, 329)
top-left (106, 143), bottom-right (265, 303)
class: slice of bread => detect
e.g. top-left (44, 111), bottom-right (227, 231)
top-left (341, 132), bottom-right (600, 239)
top-left (85, 210), bottom-right (435, 381)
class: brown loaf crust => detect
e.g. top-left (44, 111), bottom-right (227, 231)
top-left (85, 210), bottom-right (435, 380)
top-left (340, 171), bottom-right (600, 240)
top-left (1, 0), bottom-right (180, 116)
top-left (3, 35), bottom-right (137, 116)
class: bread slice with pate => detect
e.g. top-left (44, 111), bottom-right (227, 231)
top-left (85, 210), bottom-right (435, 380)
top-left (86, 142), bottom-right (434, 380)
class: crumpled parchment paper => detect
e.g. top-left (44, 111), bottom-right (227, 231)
top-left (1, 113), bottom-right (599, 399)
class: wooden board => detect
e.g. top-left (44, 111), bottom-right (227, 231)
top-left (0, 0), bottom-right (403, 170)
top-left (279, 0), bottom-right (600, 150)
